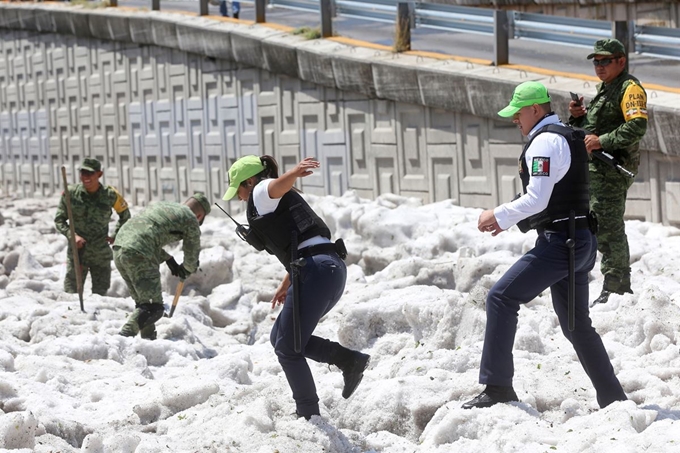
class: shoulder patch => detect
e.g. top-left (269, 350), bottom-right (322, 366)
top-left (531, 157), bottom-right (550, 176)
top-left (110, 187), bottom-right (129, 213)
top-left (621, 82), bottom-right (648, 122)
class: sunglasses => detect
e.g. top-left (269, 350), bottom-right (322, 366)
top-left (592, 57), bottom-right (620, 67)
top-left (80, 169), bottom-right (96, 176)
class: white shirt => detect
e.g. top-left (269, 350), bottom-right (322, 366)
top-left (494, 114), bottom-right (572, 230)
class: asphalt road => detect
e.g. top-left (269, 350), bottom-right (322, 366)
top-left (122, 0), bottom-right (680, 90)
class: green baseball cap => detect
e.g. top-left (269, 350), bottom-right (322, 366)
top-left (587, 38), bottom-right (626, 59)
top-left (80, 158), bottom-right (102, 172)
top-left (190, 192), bottom-right (211, 216)
top-left (222, 155), bottom-right (265, 200)
top-left (498, 81), bottom-right (551, 118)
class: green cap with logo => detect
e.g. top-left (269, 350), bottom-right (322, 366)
top-left (190, 192), bottom-right (211, 216)
top-left (222, 155), bottom-right (265, 201)
top-left (498, 81), bottom-right (551, 118)
top-left (587, 38), bottom-right (626, 59)
top-left (80, 158), bottom-right (102, 172)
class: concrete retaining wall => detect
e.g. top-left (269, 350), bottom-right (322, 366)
top-left (1, 3), bottom-right (680, 225)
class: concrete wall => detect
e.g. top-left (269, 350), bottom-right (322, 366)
top-left (1, 3), bottom-right (680, 225)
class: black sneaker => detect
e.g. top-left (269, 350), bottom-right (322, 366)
top-left (341, 352), bottom-right (370, 399)
top-left (462, 385), bottom-right (518, 409)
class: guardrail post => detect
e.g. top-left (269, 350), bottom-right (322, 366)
top-left (320, 0), bottom-right (333, 38)
top-left (152, 0), bottom-right (160, 11)
top-left (493, 10), bottom-right (509, 65)
top-left (613, 20), bottom-right (633, 72)
top-left (395, 3), bottom-right (411, 52)
top-left (199, 0), bottom-right (209, 16)
top-left (255, 0), bottom-right (266, 23)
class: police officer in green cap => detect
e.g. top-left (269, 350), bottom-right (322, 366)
top-left (223, 155), bottom-right (370, 420)
top-left (568, 38), bottom-right (648, 305)
top-left (55, 158), bottom-right (131, 296)
top-left (463, 81), bottom-right (626, 410)
top-left (113, 193), bottom-right (210, 340)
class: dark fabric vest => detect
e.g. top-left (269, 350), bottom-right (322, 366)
top-left (517, 123), bottom-right (590, 232)
top-left (247, 189), bottom-right (331, 269)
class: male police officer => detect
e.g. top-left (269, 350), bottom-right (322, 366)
top-left (569, 39), bottom-right (648, 305)
top-left (463, 81), bottom-right (626, 410)
top-left (113, 194), bottom-right (210, 340)
top-left (55, 158), bottom-right (130, 296)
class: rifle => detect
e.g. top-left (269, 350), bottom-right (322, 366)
top-left (591, 150), bottom-right (635, 179)
top-left (60, 166), bottom-right (85, 312)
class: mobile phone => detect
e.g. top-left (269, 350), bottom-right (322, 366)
top-left (570, 92), bottom-right (582, 107)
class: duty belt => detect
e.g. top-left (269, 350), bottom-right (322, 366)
top-left (298, 239), bottom-right (346, 259)
top-left (540, 216), bottom-right (590, 233)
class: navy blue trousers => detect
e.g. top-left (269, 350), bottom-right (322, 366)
top-left (270, 252), bottom-right (346, 417)
top-left (479, 229), bottom-right (626, 408)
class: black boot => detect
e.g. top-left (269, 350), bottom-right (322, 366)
top-left (330, 344), bottom-right (370, 399)
top-left (592, 290), bottom-right (611, 306)
top-left (462, 385), bottom-right (518, 409)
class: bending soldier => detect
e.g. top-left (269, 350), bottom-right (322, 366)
top-left (113, 194), bottom-right (210, 340)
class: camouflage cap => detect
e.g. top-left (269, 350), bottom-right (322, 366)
top-left (80, 158), bottom-right (102, 172)
top-left (190, 192), bottom-right (211, 216)
top-left (587, 38), bottom-right (626, 59)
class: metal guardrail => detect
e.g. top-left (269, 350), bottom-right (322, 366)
top-left (123, 0), bottom-right (680, 61)
top-left (415, 3), bottom-right (495, 35)
top-left (335, 0), bottom-right (395, 24)
top-left (512, 12), bottom-right (611, 48)
top-left (635, 24), bottom-right (680, 59)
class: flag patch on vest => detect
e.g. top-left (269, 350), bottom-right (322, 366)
top-left (531, 157), bottom-right (550, 176)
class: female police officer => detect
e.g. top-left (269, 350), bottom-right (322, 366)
top-left (222, 155), bottom-right (370, 420)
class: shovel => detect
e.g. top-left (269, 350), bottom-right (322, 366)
top-left (165, 280), bottom-right (184, 318)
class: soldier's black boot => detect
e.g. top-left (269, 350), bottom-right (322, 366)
top-left (330, 344), bottom-right (371, 399)
top-left (592, 290), bottom-right (611, 306)
top-left (462, 385), bottom-right (518, 409)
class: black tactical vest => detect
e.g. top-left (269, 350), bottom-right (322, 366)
top-left (517, 124), bottom-right (590, 232)
top-left (247, 189), bottom-right (331, 269)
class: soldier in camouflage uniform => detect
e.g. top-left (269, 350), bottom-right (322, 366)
top-left (55, 158), bottom-right (131, 296)
top-left (568, 39), bottom-right (648, 305)
top-left (113, 193), bottom-right (211, 340)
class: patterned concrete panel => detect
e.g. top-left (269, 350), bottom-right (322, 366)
top-left (396, 103), bottom-right (428, 193)
top-left (457, 113), bottom-right (491, 196)
top-left (344, 101), bottom-right (372, 195)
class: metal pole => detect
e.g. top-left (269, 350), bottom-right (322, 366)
top-left (613, 20), bottom-right (632, 73)
top-left (320, 0), bottom-right (333, 38)
top-left (493, 9), bottom-right (509, 66)
top-left (255, 0), bottom-right (266, 23)
top-left (152, 0), bottom-right (160, 11)
top-left (395, 3), bottom-right (411, 52)
top-left (199, 0), bottom-right (209, 16)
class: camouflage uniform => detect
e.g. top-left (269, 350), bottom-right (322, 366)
top-left (113, 199), bottom-right (205, 339)
top-left (55, 182), bottom-right (130, 296)
top-left (569, 56), bottom-right (647, 295)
